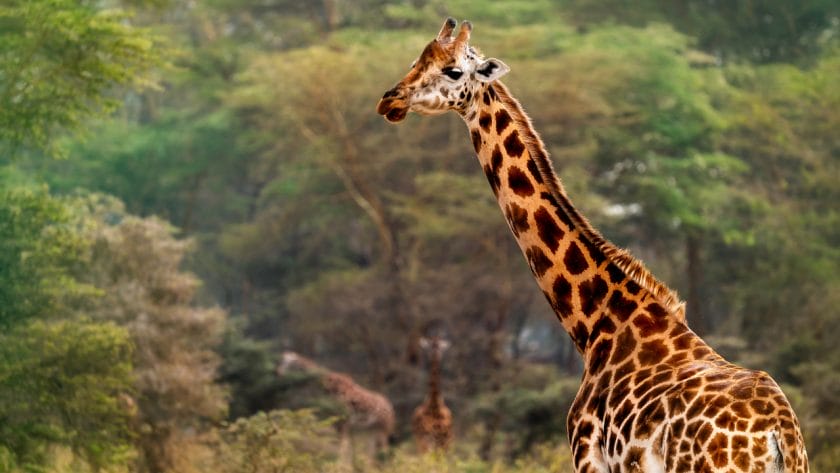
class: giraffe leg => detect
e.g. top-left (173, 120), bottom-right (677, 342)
top-left (336, 423), bottom-right (352, 471)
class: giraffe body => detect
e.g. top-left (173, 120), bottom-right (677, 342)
top-left (413, 337), bottom-right (453, 452)
top-left (278, 351), bottom-right (395, 458)
top-left (376, 18), bottom-right (808, 472)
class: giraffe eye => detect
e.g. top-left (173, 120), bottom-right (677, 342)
top-left (441, 67), bottom-right (463, 80)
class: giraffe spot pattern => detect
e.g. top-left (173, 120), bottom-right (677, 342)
top-left (482, 164), bottom-right (499, 196)
top-left (505, 202), bottom-right (529, 237)
top-left (605, 262), bottom-right (625, 283)
top-left (632, 312), bottom-right (669, 337)
top-left (552, 275), bottom-right (573, 317)
top-left (572, 321), bottom-right (589, 351)
top-left (507, 166), bottom-right (535, 197)
top-left (494, 109), bottom-right (511, 134)
top-left (479, 112), bottom-right (492, 132)
top-left (578, 275), bottom-right (608, 317)
top-left (534, 206), bottom-right (564, 252)
top-left (526, 158), bottom-right (544, 184)
top-left (607, 291), bottom-right (638, 322)
top-left (589, 338), bottom-right (613, 374)
top-left (526, 245), bottom-right (553, 277)
top-left (609, 328), bottom-right (636, 365)
top-left (563, 241), bottom-right (589, 275)
top-left (471, 129), bottom-right (482, 153)
top-left (504, 130), bottom-right (526, 157)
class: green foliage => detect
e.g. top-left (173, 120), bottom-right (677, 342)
top-left (219, 321), bottom-right (286, 419)
top-left (0, 319), bottom-right (134, 471)
top-left (80, 198), bottom-right (228, 472)
top-left (0, 0), bottom-right (165, 157)
top-left (199, 409), bottom-right (339, 473)
top-left (564, 0), bottom-right (840, 63)
top-left (0, 185), bottom-right (98, 327)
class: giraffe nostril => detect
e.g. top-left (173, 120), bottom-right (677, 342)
top-left (382, 88), bottom-right (400, 99)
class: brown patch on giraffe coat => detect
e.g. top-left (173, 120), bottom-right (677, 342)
top-left (491, 144), bottom-right (503, 173)
top-left (625, 280), bottom-right (641, 295)
top-left (534, 206), bottom-right (564, 252)
top-left (526, 159), bottom-right (544, 184)
top-left (478, 112), bottom-right (492, 132)
top-left (624, 445), bottom-right (644, 471)
top-left (609, 327), bottom-right (636, 365)
top-left (696, 422), bottom-right (714, 445)
top-left (605, 262), bottom-right (625, 283)
top-left (504, 130), bottom-right (526, 157)
top-left (563, 241), bottom-right (589, 275)
top-left (483, 164), bottom-right (499, 196)
top-left (537, 191), bottom-right (575, 228)
top-left (638, 339), bottom-right (668, 366)
top-left (494, 109), bottom-right (511, 134)
top-left (632, 312), bottom-right (669, 338)
top-left (608, 291), bottom-right (638, 322)
top-left (526, 245), bottom-right (552, 277)
top-left (505, 202), bottom-right (529, 237)
top-left (591, 315), bottom-right (616, 337)
top-left (572, 321), bottom-right (589, 350)
top-left (750, 399), bottom-right (775, 416)
top-left (507, 166), bottom-right (534, 197)
top-left (708, 432), bottom-right (730, 467)
top-left (552, 275), bottom-right (573, 317)
top-left (645, 302), bottom-right (669, 318)
top-left (634, 400), bottom-right (665, 440)
top-left (578, 275), bottom-right (608, 317)
top-left (581, 238), bottom-right (606, 265)
top-left (589, 337), bottom-right (613, 374)
top-left (470, 129), bottom-right (482, 153)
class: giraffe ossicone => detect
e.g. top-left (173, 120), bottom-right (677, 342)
top-left (377, 18), bottom-right (808, 473)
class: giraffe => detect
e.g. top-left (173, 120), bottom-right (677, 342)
top-left (413, 337), bottom-right (454, 452)
top-left (277, 351), bottom-right (395, 461)
top-left (376, 18), bottom-right (808, 473)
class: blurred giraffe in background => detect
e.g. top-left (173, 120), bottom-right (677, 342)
top-left (412, 336), bottom-right (453, 452)
top-left (376, 17), bottom-right (808, 472)
top-left (277, 351), bottom-right (395, 463)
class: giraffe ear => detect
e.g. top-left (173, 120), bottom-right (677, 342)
top-left (475, 58), bottom-right (509, 82)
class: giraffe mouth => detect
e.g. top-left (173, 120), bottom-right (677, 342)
top-left (377, 98), bottom-right (409, 123)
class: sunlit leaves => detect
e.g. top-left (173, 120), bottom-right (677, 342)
top-left (0, 0), bottom-right (165, 157)
top-left (0, 319), bottom-right (134, 470)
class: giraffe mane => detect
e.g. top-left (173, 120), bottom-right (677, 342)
top-left (491, 81), bottom-right (687, 321)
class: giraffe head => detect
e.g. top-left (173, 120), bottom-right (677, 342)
top-left (419, 336), bottom-right (451, 361)
top-left (376, 17), bottom-right (509, 123)
top-left (277, 350), bottom-right (298, 375)
top-left (277, 350), bottom-right (318, 376)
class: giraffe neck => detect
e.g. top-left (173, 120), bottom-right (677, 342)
top-left (292, 355), bottom-right (328, 375)
top-left (425, 351), bottom-right (444, 409)
top-left (461, 81), bottom-right (684, 354)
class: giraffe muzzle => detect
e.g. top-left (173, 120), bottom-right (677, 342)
top-left (377, 88), bottom-right (409, 123)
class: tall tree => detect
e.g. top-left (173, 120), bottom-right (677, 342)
top-left (0, 0), bottom-right (164, 158)
top-left (83, 196), bottom-right (228, 473)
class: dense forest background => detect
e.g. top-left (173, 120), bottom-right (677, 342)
top-left (1, 1), bottom-right (838, 471)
